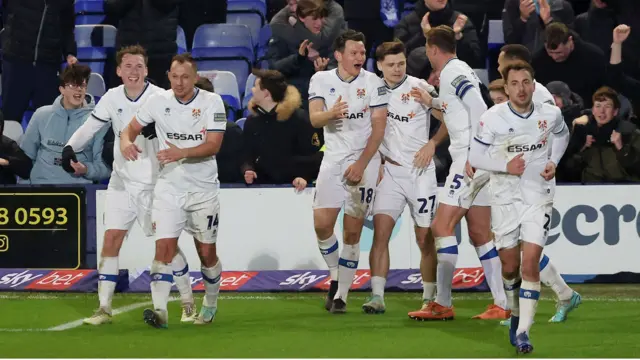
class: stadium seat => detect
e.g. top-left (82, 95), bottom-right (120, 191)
top-left (227, 0), bottom-right (267, 18)
top-left (177, 26), bottom-right (188, 54)
top-left (21, 111), bottom-right (34, 131)
top-left (256, 25), bottom-right (271, 59)
top-left (235, 117), bottom-right (247, 130)
top-left (198, 70), bottom-right (241, 112)
top-left (192, 24), bottom-right (254, 61)
top-left (74, 25), bottom-right (117, 76)
top-left (242, 73), bottom-right (257, 109)
top-left (4, 120), bottom-right (24, 143)
top-left (75, 0), bottom-right (106, 25)
top-left (87, 73), bottom-right (106, 98)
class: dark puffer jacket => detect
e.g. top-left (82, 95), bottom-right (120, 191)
top-left (2, 0), bottom-right (77, 65)
top-left (105, 0), bottom-right (181, 59)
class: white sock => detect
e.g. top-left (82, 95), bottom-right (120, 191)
top-left (371, 276), bottom-right (386, 298)
top-left (318, 234), bottom-right (339, 281)
top-left (150, 260), bottom-right (173, 313)
top-left (98, 256), bottom-right (118, 311)
top-left (171, 247), bottom-right (194, 305)
top-left (539, 255), bottom-right (573, 301)
top-left (422, 281), bottom-right (436, 302)
top-left (517, 280), bottom-right (541, 336)
top-left (476, 241), bottom-right (507, 309)
top-left (435, 236), bottom-right (458, 307)
top-left (201, 260), bottom-right (222, 308)
top-left (334, 243), bottom-right (360, 302)
top-left (503, 276), bottom-right (521, 316)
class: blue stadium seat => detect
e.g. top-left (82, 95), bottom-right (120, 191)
top-left (198, 70), bottom-right (241, 109)
top-left (74, 25), bottom-right (117, 76)
top-left (242, 73), bottom-right (257, 109)
top-left (192, 24), bottom-right (254, 60)
top-left (87, 73), bottom-right (106, 98)
top-left (227, 0), bottom-right (267, 18)
top-left (177, 26), bottom-right (187, 54)
top-left (256, 25), bottom-right (271, 59)
top-left (21, 111), bottom-right (34, 131)
top-left (192, 55), bottom-right (250, 100)
top-left (75, 0), bottom-right (106, 25)
top-left (235, 118), bottom-right (247, 130)
top-left (227, 12), bottom-right (263, 48)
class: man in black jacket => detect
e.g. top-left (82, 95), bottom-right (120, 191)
top-left (0, 135), bottom-right (33, 184)
top-left (1, 0), bottom-right (78, 135)
top-left (242, 69), bottom-right (322, 189)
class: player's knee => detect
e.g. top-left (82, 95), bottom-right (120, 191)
top-left (501, 258), bottom-right (520, 279)
top-left (343, 229), bottom-right (361, 245)
top-left (520, 258), bottom-right (539, 280)
top-left (155, 240), bottom-right (177, 263)
top-left (468, 226), bottom-right (490, 245)
top-left (431, 219), bottom-right (454, 237)
top-left (102, 229), bottom-right (126, 257)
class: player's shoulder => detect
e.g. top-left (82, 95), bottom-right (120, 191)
top-left (536, 101), bottom-right (561, 116)
top-left (147, 83), bottom-right (164, 95)
top-left (100, 85), bottom-right (124, 101)
top-left (405, 75), bottom-right (425, 88)
top-left (481, 103), bottom-right (510, 125)
top-left (310, 69), bottom-right (333, 83)
top-left (198, 88), bottom-right (223, 102)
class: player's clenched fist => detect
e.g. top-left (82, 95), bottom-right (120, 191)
top-left (507, 153), bottom-right (525, 175)
top-left (540, 162), bottom-right (556, 181)
top-left (344, 160), bottom-right (365, 185)
top-left (121, 141), bottom-right (142, 161)
top-left (330, 95), bottom-right (349, 120)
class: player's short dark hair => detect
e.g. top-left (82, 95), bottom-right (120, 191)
top-left (59, 64), bottom-right (91, 87)
top-left (501, 61), bottom-right (535, 82)
top-left (195, 77), bottom-right (214, 92)
top-left (170, 53), bottom-right (198, 72)
top-left (500, 44), bottom-right (532, 64)
top-left (426, 25), bottom-right (456, 54)
top-left (116, 45), bottom-right (148, 66)
top-left (592, 86), bottom-right (621, 109)
top-left (544, 23), bottom-right (571, 50)
top-left (333, 29), bottom-right (366, 53)
top-left (375, 41), bottom-right (405, 62)
top-left (489, 79), bottom-right (506, 93)
top-left (296, 0), bottom-right (328, 19)
top-left (252, 68), bottom-right (288, 102)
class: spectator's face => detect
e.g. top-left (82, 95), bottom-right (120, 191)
top-left (592, 98), bottom-right (619, 126)
top-left (545, 39), bottom-right (573, 63)
top-left (377, 53), bottom-right (407, 85)
top-left (490, 90), bottom-right (508, 105)
top-left (251, 79), bottom-right (269, 104)
top-left (504, 69), bottom-right (535, 108)
top-left (117, 54), bottom-right (148, 89)
top-left (168, 61), bottom-right (197, 100)
top-left (60, 81), bottom-right (87, 108)
top-left (336, 40), bottom-right (366, 77)
top-left (552, 94), bottom-right (565, 108)
top-left (424, 0), bottom-right (447, 11)
top-left (288, 0), bottom-right (297, 12)
top-left (593, 0), bottom-right (607, 8)
top-left (300, 15), bottom-right (324, 34)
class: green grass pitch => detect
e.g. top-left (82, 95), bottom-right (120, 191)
top-left (1, 284), bottom-right (639, 358)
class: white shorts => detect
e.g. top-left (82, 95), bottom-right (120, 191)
top-left (491, 202), bottom-right (553, 250)
top-left (104, 188), bottom-right (154, 236)
top-left (313, 155), bottom-right (381, 218)
top-left (373, 163), bottom-right (438, 228)
top-left (439, 159), bottom-right (490, 208)
top-left (152, 190), bottom-right (220, 244)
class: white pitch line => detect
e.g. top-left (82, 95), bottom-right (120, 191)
top-left (46, 299), bottom-right (159, 331)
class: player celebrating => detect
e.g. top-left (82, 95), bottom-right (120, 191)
top-left (362, 41), bottom-right (447, 314)
top-left (308, 29), bottom-right (389, 313)
top-left (62, 46), bottom-right (196, 325)
top-left (409, 25), bottom-right (509, 320)
top-left (497, 44), bottom-right (582, 324)
top-left (469, 61), bottom-right (570, 353)
top-left (120, 53), bottom-right (226, 328)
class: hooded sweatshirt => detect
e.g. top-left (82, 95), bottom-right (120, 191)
top-left (20, 94), bottom-right (111, 184)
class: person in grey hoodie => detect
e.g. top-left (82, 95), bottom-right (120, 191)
top-left (19, 64), bottom-right (111, 184)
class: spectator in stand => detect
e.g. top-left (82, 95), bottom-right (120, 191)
top-left (0, 135), bottom-right (32, 184)
top-left (607, 25), bottom-right (640, 119)
top-left (342, 0), bottom-right (394, 61)
top-left (532, 23), bottom-right (606, 107)
top-left (502, 0), bottom-right (575, 54)
top-left (179, 0), bottom-right (227, 52)
top-left (574, 0), bottom-right (616, 58)
top-left (195, 77), bottom-right (244, 183)
top-left (566, 87), bottom-right (640, 183)
top-left (1, 0), bottom-right (78, 135)
top-left (267, 0), bottom-right (335, 109)
top-left (19, 65), bottom-right (110, 185)
top-left (242, 69), bottom-right (323, 189)
top-left (395, 0), bottom-right (482, 78)
top-left (106, 0), bottom-right (181, 89)
top-left (488, 79), bottom-right (508, 105)
top-left (547, 81), bottom-right (585, 127)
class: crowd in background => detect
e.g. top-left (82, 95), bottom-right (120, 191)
top-left (0, 0), bottom-right (638, 187)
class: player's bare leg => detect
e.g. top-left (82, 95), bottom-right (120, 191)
top-left (331, 213), bottom-right (365, 314)
top-left (171, 245), bottom-right (196, 322)
top-left (313, 207), bottom-right (341, 311)
top-left (143, 237), bottom-right (179, 329)
top-left (467, 207), bottom-right (510, 320)
top-left (84, 229), bottom-right (127, 325)
top-left (363, 214), bottom-right (394, 314)
top-left (193, 240), bottom-right (221, 325)
top-left (408, 227), bottom-right (438, 320)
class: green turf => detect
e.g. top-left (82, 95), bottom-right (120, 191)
top-left (1, 285), bottom-right (639, 358)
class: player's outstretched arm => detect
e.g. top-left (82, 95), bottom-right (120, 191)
top-left (120, 117), bottom-right (144, 161)
top-left (460, 85), bottom-right (488, 138)
top-left (309, 97), bottom-right (347, 128)
top-left (66, 115), bottom-right (110, 152)
top-left (549, 121), bottom-right (570, 167)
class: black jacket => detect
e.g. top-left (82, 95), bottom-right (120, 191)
top-left (2, 0), bottom-right (77, 65)
top-left (217, 121), bottom-right (244, 183)
top-left (242, 86), bottom-right (323, 184)
top-left (105, 0), bottom-right (181, 59)
top-left (0, 135), bottom-right (33, 184)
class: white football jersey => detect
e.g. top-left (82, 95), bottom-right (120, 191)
top-left (439, 58), bottom-right (486, 161)
top-left (533, 80), bottom-right (555, 105)
top-left (380, 75), bottom-right (434, 169)
top-left (474, 101), bottom-right (566, 205)
top-left (309, 68), bottom-right (390, 163)
top-left (135, 88), bottom-right (227, 193)
top-left (91, 82), bottom-right (163, 190)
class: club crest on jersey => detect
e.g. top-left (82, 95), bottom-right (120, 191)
top-left (401, 93), bottom-right (411, 104)
top-left (192, 108), bottom-right (202, 119)
top-left (357, 88), bottom-right (366, 99)
top-left (538, 120), bottom-right (548, 131)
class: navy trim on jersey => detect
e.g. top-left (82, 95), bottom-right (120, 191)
top-left (207, 129), bottom-right (226, 132)
top-left (552, 122), bottom-right (567, 134)
top-left (370, 103), bottom-right (388, 108)
top-left (507, 102), bottom-right (534, 119)
top-left (91, 114), bottom-right (109, 123)
top-left (384, 74), bottom-right (407, 90)
top-left (474, 137), bottom-right (490, 146)
top-left (441, 57), bottom-right (458, 72)
top-left (124, 81), bottom-right (150, 102)
top-left (309, 96), bottom-right (325, 102)
top-left (459, 84), bottom-right (474, 99)
top-left (335, 68), bottom-right (360, 83)
top-left (176, 88), bottom-right (200, 105)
